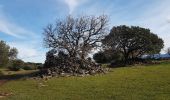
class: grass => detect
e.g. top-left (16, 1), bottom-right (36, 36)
top-left (0, 62), bottom-right (170, 100)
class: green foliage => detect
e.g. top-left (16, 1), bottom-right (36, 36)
top-left (102, 25), bottom-right (164, 63)
top-left (93, 50), bottom-right (123, 64)
top-left (1, 62), bottom-right (170, 100)
top-left (0, 40), bottom-right (18, 68)
top-left (8, 59), bottom-right (24, 71)
top-left (23, 62), bottom-right (38, 70)
top-left (23, 66), bottom-right (35, 70)
top-left (44, 49), bottom-right (57, 68)
top-left (0, 41), bottom-right (10, 67)
top-left (93, 51), bottom-right (107, 63)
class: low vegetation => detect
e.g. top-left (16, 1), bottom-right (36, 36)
top-left (0, 62), bottom-right (170, 100)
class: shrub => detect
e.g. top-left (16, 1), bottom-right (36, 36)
top-left (93, 50), bottom-right (123, 64)
top-left (93, 51), bottom-right (108, 63)
top-left (8, 59), bottom-right (24, 71)
top-left (23, 65), bottom-right (37, 70)
top-left (23, 66), bottom-right (33, 70)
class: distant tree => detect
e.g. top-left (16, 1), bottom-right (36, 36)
top-left (9, 47), bottom-right (18, 60)
top-left (17, 62), bottom-right (43, 70)
top-left (167, 47), bottom-right (170, 55)
top-left (0, 41), bottom-right (10, 67)
top-left (102, 25), bottom-right (164, 64)
top-left (8, 59), bottom-right (24, 71)
top-left (0, 40), bottom-right (19, 67)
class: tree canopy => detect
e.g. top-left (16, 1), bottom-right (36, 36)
top-left (43, 15), bottom-right (108, 59)
top-left (0, 40), bottom-right (18, 67)
top-left (102, 25), bottom-right (164, 63)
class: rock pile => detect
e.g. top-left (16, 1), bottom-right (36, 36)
top-left (40, 51), bottom-right (108, 77)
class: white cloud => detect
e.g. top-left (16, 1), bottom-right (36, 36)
top-left (0, 6), bottom-right (45, 62)
top-left (105, 0), bottom-right (170, 52)
top-left (85, 0), bottom-right (170, 53)
top-left (64, 0), bottom-right (87, 14)
top-left (136, 1), bottom-right (170, 50)
top-left (8, 42), bottom-right (46, 63)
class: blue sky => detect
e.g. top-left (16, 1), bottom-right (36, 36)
top-left (0, 0), bottom-right (170, 63)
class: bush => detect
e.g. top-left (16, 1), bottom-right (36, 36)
top-left (93, 51), bottom-right (108, 63)
top-left (23, 65), bottom-right (37, 70)
top-left (110, 60), bottom-right (125, 68)
top-left (8, 59), bottom-right (24, 71)
top-left (23, 66), bottom-right (33, 70)
top-left (93, 50), bottom-right (123, 64)
top-left (36, 63), bottom-right (43, 69)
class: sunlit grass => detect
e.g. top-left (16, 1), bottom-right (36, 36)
top-left (0, 62), bottom-right (170, 100)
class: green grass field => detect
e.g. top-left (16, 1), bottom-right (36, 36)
top-left (1, 62), bottom-right (170, 100)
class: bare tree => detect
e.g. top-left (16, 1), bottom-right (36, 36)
top-left (42, 15), bottom-right (108, 76)
top-left (9, 47), bottom-right (18, 60)
top-left (43, 15), bottom-right (108, 59)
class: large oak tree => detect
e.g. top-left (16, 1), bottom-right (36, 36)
top-left (102, 25), bottom-right (164, 63)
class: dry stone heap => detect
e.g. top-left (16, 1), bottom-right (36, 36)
top-left (40, 50), bottom-right (108, 77)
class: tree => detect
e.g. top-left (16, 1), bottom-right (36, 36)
top-left (42, 15), bottom-right (108, 75)
top-left (9, 48), bottom-right (18, 60)
top-left (0, 41), bottom-right (10, 67)
top-left (102, 25), bottom-right (164, 64)
top-left (44, 49), bottom-right (58, 69)
top-left (0, 40), bottom-right (19, 67)
top-left (93, 51), bottom-right (107, 63)
top-left (167, 47), bottom-right (170, 55)
top-left (93, 50), bottom-right (123, 64)
top-left (43, 15), bottom-right (108, 59)
top-left (8, 59), bottom-right (24, 71)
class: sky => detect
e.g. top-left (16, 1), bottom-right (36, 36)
top-left (0, 0), bottom-right (170, 63)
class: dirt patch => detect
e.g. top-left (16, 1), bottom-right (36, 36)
top-left (0, 91), bottom-right (13, 99)
top-left (0, 80), bottom-right (8, 86)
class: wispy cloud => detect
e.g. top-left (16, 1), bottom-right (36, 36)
top-left (0, 7), bottom-right (35, 38)
top-left (8, 41), bottom-right (46, 63)
top-left (135, 0), bottom-right (170, 50)
top-left (64, 0), bottom-right (87, 14)
top-left (80, 0), bottom-right (170, 51)
top-left (0, 5), bottom-right (43, 62)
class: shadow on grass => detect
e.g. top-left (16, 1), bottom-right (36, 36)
top-left (0, 70), bottom-right (40, 81)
